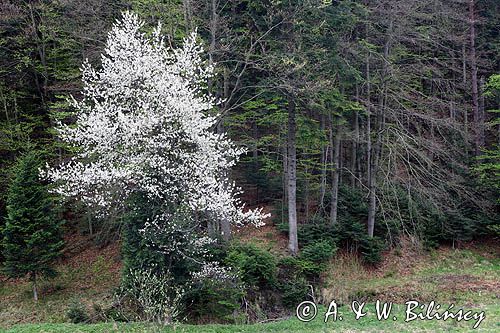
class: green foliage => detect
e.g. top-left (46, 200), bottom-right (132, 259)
top-left (225, 243), bottom-right (277, 289)
top-left (276, 257), bottom-right (311, 308)
top-left (121, 195), bottom-right (167, 286)
top-left (475, 74), bottom-right (500, 205)
top-left (359, 236), bottom-right (384, 265)
top-left (337, 185), bottom-right (369, 221)
top-left (486, 224), bottom-right (500, 236)
top-left (278, 256), bottom-right (319, 279)
top-left (2, 151), bottom-right (64, 281)
top-left (241, 160), bottom-right (282, 202)
top-left (120, 268), bottom-right (183, 323)
top-left (300, 240), bottom-right (337, 264)
top-left (121, 194), bottom-right (194, 287)
top-left (293, 240), bottom-right (337, 277)
top-left (484, 74), bottom-right (500, 96)
top-left (298, 222), bottom-right (337, 247)
top-left (275, 239), bottom-right (336, 307)
top-left (66, 301), bottom-right (89, 324)
top-left (277, 278), bottom-right (309, 308)
top-left (130, 0), bottom-right (187, 42)
top-left (182, 276), bottom-right (244, 323)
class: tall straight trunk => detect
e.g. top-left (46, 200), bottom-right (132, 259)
top-left (304, 162), bottom-right (309, 223)
top-left (368, 17), bottom-right (392, 238)
top-left (214, 39), bottom-right (231, 241)
top-left (319, 114), bottom-right (327, 208)
top-left (330, 118), bottom-right (341, 225)
top-left (366, 57), bottom-right (375, 236)
top-left (351, 85), bottom-right (360, 187)
top-left (462, 42), bottom-right (469, 153)
top-left (369, 113), bottom-right (386, 237)
top-left (338, 141), bottom-right (343, 185)
top-left (366, 96), bottom-right (376, 239)
top-left (469, 0), bottom-right (482, 155)
top-left (365, 52), bottom-right (375, 235)
top-left (366, 56), bottom-right (372, 187)
top-left (32, 272), bottom-right (38, 301)
top-left (367, 178), bottom-right (376, 237)
top-left (479, 75), bottom-right (485, 152)
top-left (216, 77), bottom-right (231, 240)
top-left (182, 0), bottom-right (193, 32)
top-left (287, 97), bottom-right (298, 255)
top-left (207, 0), bottom-right (218, 94)
top-left (218, 162), bottom-right (231, 240)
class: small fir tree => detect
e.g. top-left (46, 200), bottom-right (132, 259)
top-left (2, 152), bottom-right (64, 301)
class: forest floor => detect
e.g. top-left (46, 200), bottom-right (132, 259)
top-left (1, 226), bottom-right (499, 332)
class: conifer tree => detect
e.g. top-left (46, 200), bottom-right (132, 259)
top-left (2, 151), bottom-right (64, 301)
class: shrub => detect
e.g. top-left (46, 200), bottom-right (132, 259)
top-left (360, 236), bottom-right (385, 265)
top-left (67, 301), bottom-right (89, 324)
top-left (225, 243), bottom-right (277, 289)
top-left (337, 184), bottom-right (369, 220)
top-left (300, 240), bottom-right (337, 263)
top-left (298, 223), bottom-right (337, 247)
top-left (183, 279), bottom-right (243, 323)
top-left (121, 268), bottom-right (184, 324)
top-left (278, 278), bottom-right (309, 308)
top-left (277, 221), bottom-right (338, 247)
top-left (276, 257), bottom-right (311, 308)
top-left (277, 257), bottom-right (318, 281)
top-left (182, 262), bottom-right (244, 323)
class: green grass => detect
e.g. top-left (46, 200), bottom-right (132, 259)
top-left (4, 303), bottom-right (500, 332)
top-left (322, 246), bottom-right (500, 306)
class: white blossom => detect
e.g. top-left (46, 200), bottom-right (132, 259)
top-left (191, 261), bottom-right (237, 282)
top-left (42, 11), bottom-right (269, 226)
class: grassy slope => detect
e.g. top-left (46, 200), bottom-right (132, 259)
top-left (321, 239), bottom-right (500, 306)
top-left (0, 234), bottom-right (122, 327)
top-left (1, 230), bottom-right (499, 332)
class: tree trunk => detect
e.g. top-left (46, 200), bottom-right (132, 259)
top-left (32, 272), bottom-right (38, 301)
top-left (287, 97), bottom-right (298, 255)
top-left (207, 0), bottom-right (218, 94)
top-left (304, 162), bottom-right (309, 223)
top-left (220, 217), bottom-right (231, 242)
top-left (368, 16), bottom-right (392, 238)
top-left (182, 0), bottom-right (193, 32)
top-left (365, 54), bottom-right (375, 237)
top-left (366, 55), bottom-right (372, 187)
top-left (330, 118), bottom-right (341, 225)
top-left (469, 0), bottom-right (482, 155)
top-left (367, 179), bottom-right (376, 238)
top-left (462, 42), bottom-right (469, 154)
top-left (351, 85), bottom-right (360, 187)
top-left (319, 113), bottom-right (327, 209)
top-left (479, 75), bottom-right (485, 152)
top-left (88, 211), bottom-right (93, 236)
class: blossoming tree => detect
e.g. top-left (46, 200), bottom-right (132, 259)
top-left (44, 12), bottom-right (267, 231)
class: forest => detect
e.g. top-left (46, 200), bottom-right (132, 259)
top-left (0, 0), bottom-right (499, 332)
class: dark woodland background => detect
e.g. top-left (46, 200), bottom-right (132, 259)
top-left (0, 0), bottom-right (499, 327)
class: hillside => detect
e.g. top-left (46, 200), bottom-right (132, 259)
top-left (1, 226), bottom-right (499, 331)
